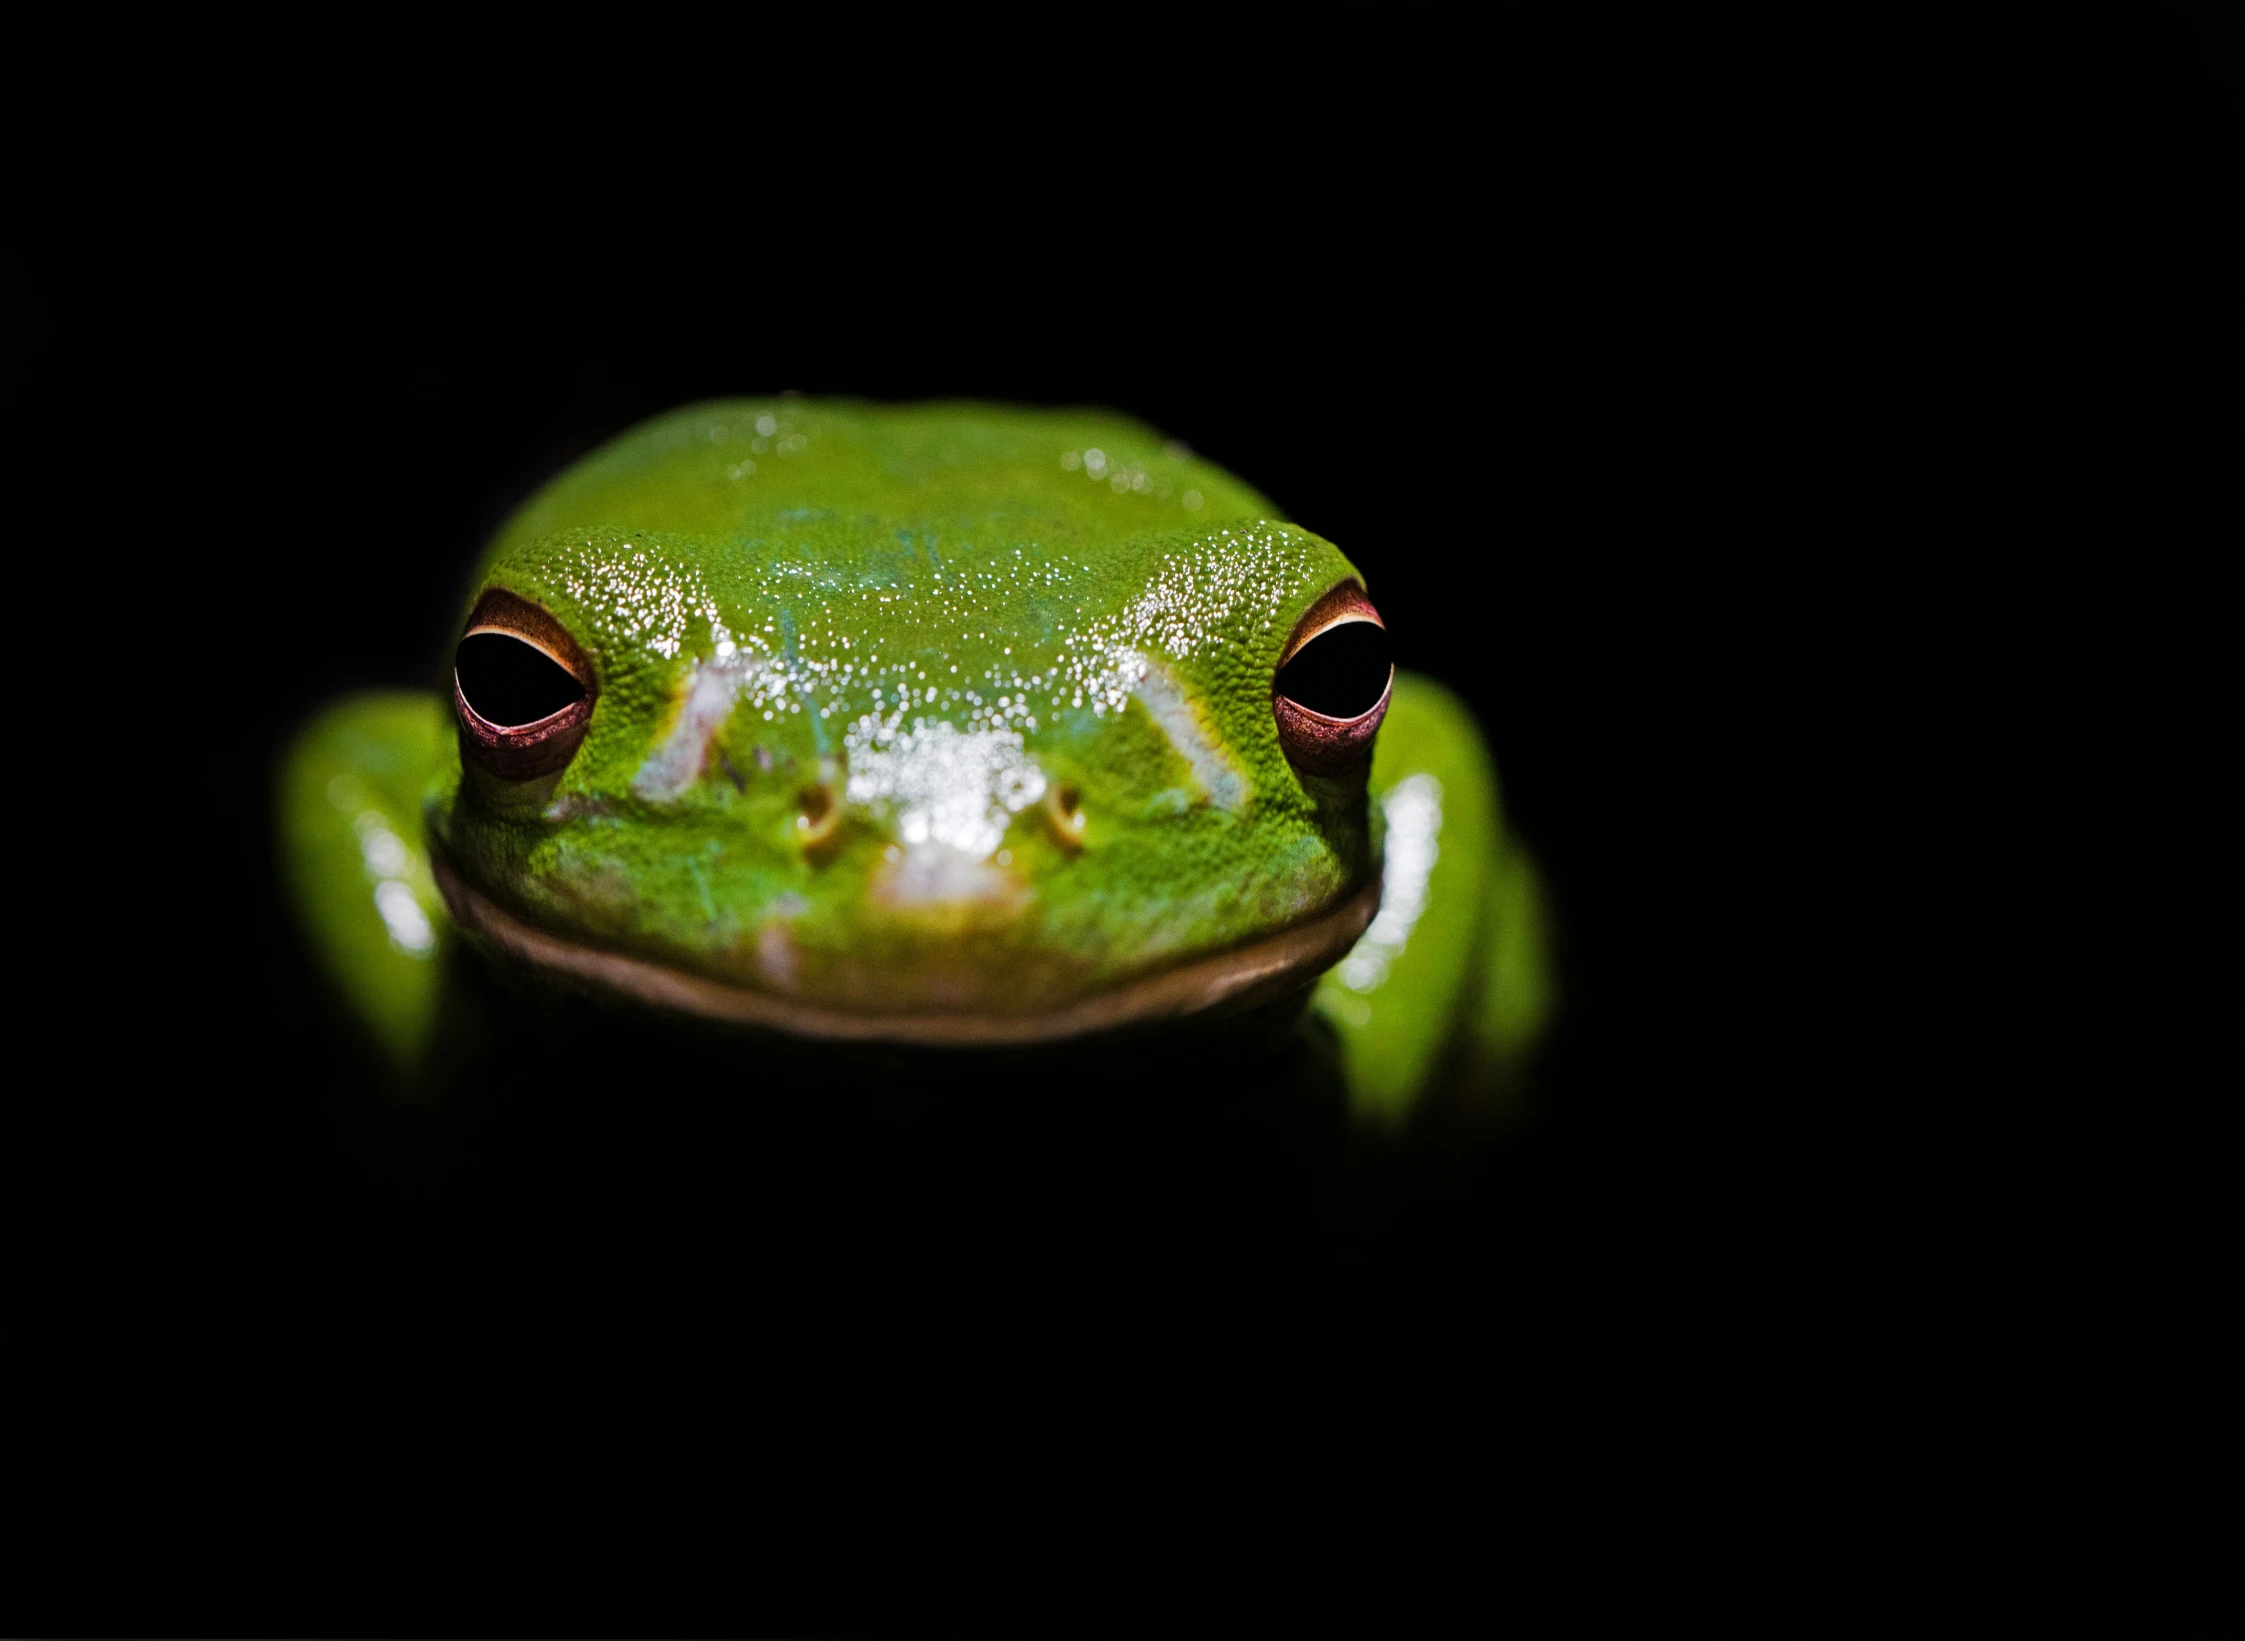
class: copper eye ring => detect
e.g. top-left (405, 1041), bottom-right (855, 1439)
top-left (453, 587), bottom-right (596, 782)
top-left (1273, 580), bottom-right (1392, 777)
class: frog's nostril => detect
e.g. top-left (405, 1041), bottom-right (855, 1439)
top-left (1044, 783), bottom-right (1087, 852)
top-left (796, 777), bottom-right (844, 858)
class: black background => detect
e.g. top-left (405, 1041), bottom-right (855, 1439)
top-left (7, 4), bottom-right (2237, 1635)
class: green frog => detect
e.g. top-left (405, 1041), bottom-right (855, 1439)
top-left (279, 400), bottom-right (1549, 1123)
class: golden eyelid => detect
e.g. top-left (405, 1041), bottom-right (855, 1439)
top-left (1276, 581), bottom-right (1384, 669)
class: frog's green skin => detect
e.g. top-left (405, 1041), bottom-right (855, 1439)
top-left (280, 401), bottom-right (1550, 1122)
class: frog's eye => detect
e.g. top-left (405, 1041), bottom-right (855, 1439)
top-left (1274, 582), bottom-right (1392, 776)
top-left (453, 589), bottom-right (595, 781)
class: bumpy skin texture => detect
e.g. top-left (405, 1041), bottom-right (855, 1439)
top-left (279, 400), bottom-right (1551, 1112)
top-left (434, 400), bottom-right (1374, 1015)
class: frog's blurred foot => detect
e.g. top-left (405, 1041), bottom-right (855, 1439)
top-left (1314, 671), bottom-right (1555, 1128)
top-left (279, 691), bottom-right (458, 1080)
top-left (430, 847), bottom-right (1378, 1048)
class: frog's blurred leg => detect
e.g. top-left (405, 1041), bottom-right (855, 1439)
top-left (1461, 808), bottom-right (1556, 1101)
top-left (1313, 671), bottom-right (1555, 1125)
top-left (276, 691), bottom-right (457, 1078)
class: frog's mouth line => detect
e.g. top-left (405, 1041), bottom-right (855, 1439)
top-left (429, 851), bottom-right (1381, 1047)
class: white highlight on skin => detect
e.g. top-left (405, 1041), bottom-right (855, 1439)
top-left (557, 525), bottom-right (1322, 759)
top-left (1045, 527), bottom-right (1314, 808)
top-left (560, 524), bottom-right (1321, 837)
top-left (1130, 654), bottom-right (1246, 810)
top-left (557, 544), bottom-right (730, 661)
top-left (633, 647), bottom-right (761, 801)
top-left (374, 880), bottom-right (434, 954)
top-left (842, 712), bottom-right (1047, 860)
top-left (1338, 774), bottom-right (1443, 992)
top-left (350, 809), bottom-right (436, 957)
top-left (1057, 446), bottom-right (1180, 500)
top-left (875, 846), bottom-right (1020, 910)
top-left (1057, 527), bottom-right (1316, 716)
top-left (757, 922), bottom-right (798, 991)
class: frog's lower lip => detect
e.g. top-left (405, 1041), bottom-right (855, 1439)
top-left (429, 850), bottom-right (1380, 1047)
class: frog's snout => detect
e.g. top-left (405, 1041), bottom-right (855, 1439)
top-left (812, 720), bottom-right (1054, 921)
top-left (868, 842), bottom-right (1032, 921)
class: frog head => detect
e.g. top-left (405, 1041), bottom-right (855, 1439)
top-left (426, 402), bottom-right (1394, 1044)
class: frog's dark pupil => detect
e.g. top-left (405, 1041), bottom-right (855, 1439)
top-left (1276, 621), bottom-right (1392, 720)
top-left (456, 632), bottom-right (585, 728)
